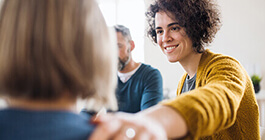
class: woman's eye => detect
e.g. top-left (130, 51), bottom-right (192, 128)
top-left (156, 30), bottom-right (163, 34)
top-left (171, 27), bottom-right (180, 31)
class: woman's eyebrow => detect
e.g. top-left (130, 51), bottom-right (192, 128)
top-left (155, 27), bottom-right (162, 30)
top-left (155, 22), bottom-right (179, 30)
top-left (167, 22), bottom-right (179, 27)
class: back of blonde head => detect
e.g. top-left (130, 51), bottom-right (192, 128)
top-left (0, 0), bottom-right (117, 110)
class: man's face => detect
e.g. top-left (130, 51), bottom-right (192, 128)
top-left (117, 32), bottom-right (131, 71)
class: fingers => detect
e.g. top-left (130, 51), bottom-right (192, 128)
top-left (89, 113), bottom-right (167, 140)
top-left (112, 127), bottom-right (129, 140)
top-left (89, 114), bottom-right (137, 140)
top-left (89, 115), bottom-right (122, 140)
top-left (134, 131), bottom-right (151, 140)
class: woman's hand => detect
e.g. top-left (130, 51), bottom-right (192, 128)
top-left (89, 112), bottom-right (167, 140)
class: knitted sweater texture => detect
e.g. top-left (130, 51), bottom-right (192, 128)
top-left (162, 49), bottom-right (260, 139)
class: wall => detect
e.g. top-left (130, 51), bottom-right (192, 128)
top-left (144, 0), bottom-right (265, 97)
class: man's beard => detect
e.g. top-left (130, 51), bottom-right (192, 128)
top-left (118, 56), bottom-right (130, 71)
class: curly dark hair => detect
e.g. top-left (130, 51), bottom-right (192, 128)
top-left (146, 0), bottom-right (222, 53)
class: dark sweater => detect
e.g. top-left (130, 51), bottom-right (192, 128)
top-left (0, 108), bottom-right (95, 140)
top-left (116, 64), bottom-right (163, 113)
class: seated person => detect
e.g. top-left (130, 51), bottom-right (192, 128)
top-left (0, 0), bottom-right (117, 140)
top-left (115, 25), bottom-right (163, 113)
top-left (89, 0), bottom-right (260, 139)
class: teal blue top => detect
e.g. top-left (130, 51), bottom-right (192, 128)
top-left (0, 108), bottom-right (95, 140)
top-left (116, 64), bottom-right (163, 113)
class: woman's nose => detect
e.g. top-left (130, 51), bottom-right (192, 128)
top-left (162, 31), bottom-right (173, 42)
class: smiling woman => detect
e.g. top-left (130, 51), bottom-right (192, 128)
top-left (89, 0), bottom-right (260, 139)
top-left (154, 13), bottom-right (195, 64)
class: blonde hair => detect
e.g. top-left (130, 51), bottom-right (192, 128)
top-left (0, 0), bottom-right (117, 109)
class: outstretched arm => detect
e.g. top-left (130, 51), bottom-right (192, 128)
top-left (89, 105), bottom-right (188, 140)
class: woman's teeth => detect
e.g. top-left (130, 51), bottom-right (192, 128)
top-left (166, 46), bottom-right (177, 50)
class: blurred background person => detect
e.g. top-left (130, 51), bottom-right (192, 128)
top-left (89, 0), bottom-right (260, 139)
top-left (114, 24), bottom-right (163, 113)
top-left (0, 0), bottom-right (117, 140)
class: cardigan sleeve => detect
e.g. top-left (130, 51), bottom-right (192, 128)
top-left (161, 55), bottom-right (248, 139)
top-left (176, 73), bottom-right (187, 96)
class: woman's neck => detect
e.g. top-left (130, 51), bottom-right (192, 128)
top-left (179, 52), bottom-right (202, 78)
top-left (8, 95), bottom-right (77, 112)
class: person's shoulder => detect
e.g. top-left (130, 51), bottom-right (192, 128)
top-left (0, 109), bottom-right (95, 140)
top-left (140, 63), bottom-right (160, 71)
top-left (79, 109), bottom-right (97, 119)
top-left (0, 109), bottom-right (9, 123)
top-left (203, 49), bottom-right (241, 66)
top-left (139, 63), bottom-right (162, 78)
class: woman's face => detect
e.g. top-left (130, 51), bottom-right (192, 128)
top-left (155, 11), bottom-right (194, 63)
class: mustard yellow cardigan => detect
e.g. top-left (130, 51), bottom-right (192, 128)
top-left (162, 49), bottom-right (260, 139)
